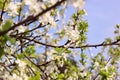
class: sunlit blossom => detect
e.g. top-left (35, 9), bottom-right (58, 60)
top-left (16, 59), bottom-right (26, 68)
top-left (68, 0), bottom-right (85, 9)
top-left (7, 2), bottom-right (21, 16)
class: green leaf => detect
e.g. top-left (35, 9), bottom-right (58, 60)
top-left (81, 53), bottom-right (86, 58)
top-left (9, 37), bottom-right (16, 44)
top-left (2, 20), bottom-right (13, 31)
top-left (0, 0), bottom-right (4, 9)
top-left (4, 35), bottom-right (16, 44)
top-left (28, 73), bottom-right (40, 80)
top-left (61, 30), bottom-right (65, 36)
top-left (0, 47), bottom-right (4, 58)
top-left (55, 48), bottom-right (63, 53)
top-left (78, 21), bottom-right (88, 31)
top-left (25, 46), bottom-right (36, 55)
top-left (0, 35), bottom-right (7, 45)
top-left (57, 74), bottom-right (65, 79)
top-left (72, 13), bottom-right (77, 19)
top-left (78, 10), bottom-right (86, 15)
top-left (17, 53), bottom-right (24, 59)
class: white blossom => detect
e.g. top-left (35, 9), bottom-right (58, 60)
top-left (23, 0), bottom-right (42, 15)
top-left (16, 59), bottom-right (26, 68)
top-left (68, 0), bottom-right (85, 9)
top-left (64, 26), bottom-right (80, 42)
top-left (7, 2), bottom-right (21, 16)
top-left (12, 74), bottom-right (22, 80)
top-left (47, 49), bottom-right (56, 60)
top-left (23, 0), bottom-right (33, 5)
top-left (67, 76), bottom-right (73, 80)
top-left (39, 12), bottom-right (57, 27)
top-left (80, 71), bottom-right (87, 77)
top-left (45, 62), bottom-right (59, 76)
top-left (17, 25), bottom-right (27, 33)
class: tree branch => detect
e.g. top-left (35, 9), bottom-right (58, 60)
top-left (11, 34), bottom-right (120, 49)
top-left (0, 0), bottom-right (7, 21)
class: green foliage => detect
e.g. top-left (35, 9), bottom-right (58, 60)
top-left (0, 47), bottom-right (4, 58)
top-left (57, 73), bottom-right (65, 80)
top-left (54, 47), bottom-right (71, 54)
top-left (5, 35), bottom-right (16, 44)
top-left (78, 21), bottom-right (88, 32)
top-left (28, 73), bottom-right (40, 80)
top-left (79, 53), bottom-right (87, 65)
top-left (0, 34), bottom-right (16, 46)
top-left (78, 9), bottom-right (86, 15)
top-left (17, 53), bottom-right (24, 59)
top-left (25, 46), bottom-right (36, 55)
top-left (0, 35), bottom-right (7, 45)
top-left (0, 0), bottom-right (4, 9)
top-left (2, 19), bottom-right (13, 31)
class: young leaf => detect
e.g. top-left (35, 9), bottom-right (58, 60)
top-left (0, 47), bottom-right (4, 58)
top-left (2, 20), bottom-right (13, 31)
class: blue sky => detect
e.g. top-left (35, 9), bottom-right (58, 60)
top-left (85, 0), bottom-right (120, 44)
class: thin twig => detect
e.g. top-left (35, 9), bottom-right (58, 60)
top-left (0, 0), bottom-right (7, 21)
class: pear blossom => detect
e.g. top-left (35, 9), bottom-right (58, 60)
top-left (68, 0), bottom-right (85, 9)
top-left (23, 0), bottom-right (42, 15)
top-left (17, 25), bottom-right (27, 33)
top-left (80, 71), bottom-right (87, 77)
top-left (64, 26), bottom-right (80, 42)
top-left (23, 0), bottom-right (34, 5)
top-left (46, 49), bottom-right (57, 60)
top-left (16, 59), bottom-right (26, 68)
top-left (39, 12), bottom-right (57, 27)
top-left (7, 2), bottom-right (21, 16)
top-left (12, 74), bottom-right (22, 80)
top-left (45, 62), bottom-right (59, 75)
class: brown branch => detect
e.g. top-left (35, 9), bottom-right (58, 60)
top-left (0, 0), bottom-right (7, 21)
top-left (18, 0), bottom-right (23, 22)
top-left (11, 34), bottom-right (120, 49)
top-left (0, 0), bottom-right (66, 36)
top-left (37, 60), bottom-right (56, 67)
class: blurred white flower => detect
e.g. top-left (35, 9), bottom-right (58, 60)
top-left (64, 26), bottom-right (80, 42)
top-left (94, 62), bottom-right (99, 67)
top-left (24, 0), bottom-right (42, 15)
top-left (12, 74), bottom-right (22, 80)
top-left (67, 76), bottom-right (73, 80)
top-left (68, 0), bottom-right (85, 9)
top-left (24, 0), bottom-right (33, 5)
top-left (45, 62), bottom-right (58, 75)
top-left (7, 2), bottom-right (21, 16)
top-left (39, 12), bottom-right (57, 27)
top-left (17, 25), bottom-right (27, 33)
top-left (80, 71), bottom-right (87, 78)
top-left (16, 59), bottom-right (26, 68)
top-left (37, 54), bottom-right (46, 65)
top-left (47, 49), bottom-right (56, 60)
